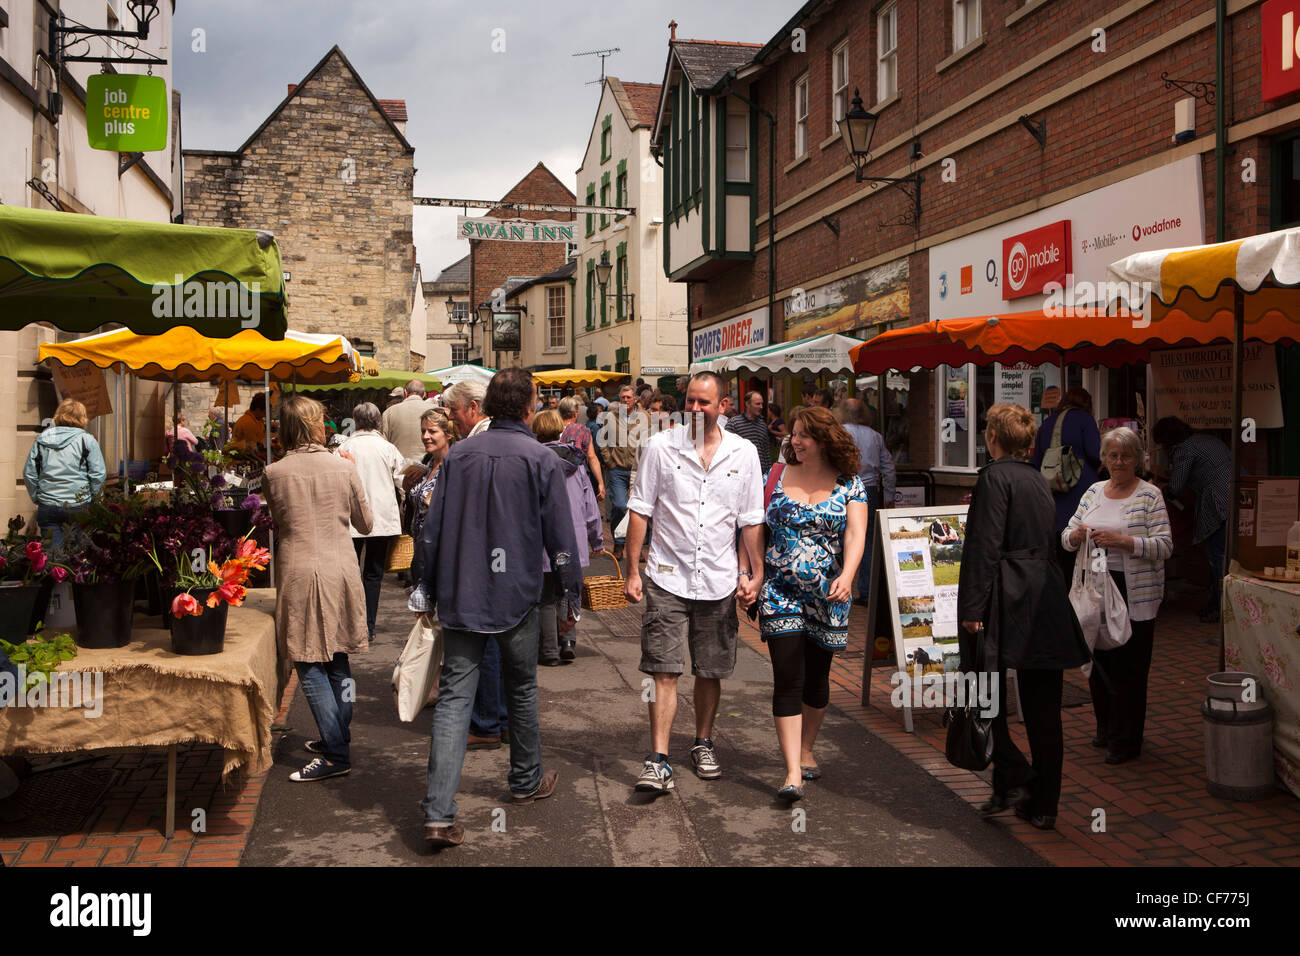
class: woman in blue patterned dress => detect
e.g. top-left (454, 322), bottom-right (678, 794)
top-left (740, 406), bottom-right (867, 800)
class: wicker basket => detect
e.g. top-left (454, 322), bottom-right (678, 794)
top-left (386, 534), bottom-right (415, 572)
top-left (582, 550), bottom-right (627, 610)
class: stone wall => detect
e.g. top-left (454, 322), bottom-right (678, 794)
top-left (184, 49), bottom-right (415, 371)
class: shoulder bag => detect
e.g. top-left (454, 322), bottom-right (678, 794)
top-left (1068, 540), bottom-right (1131, 676)
top-left (943, 624), bottom-right (995, 772)
top-left (392, 612), bottom-right (443, 721)
top-left (1040, 410), bottom-right (1083, 493)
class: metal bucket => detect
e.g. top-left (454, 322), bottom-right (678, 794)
top-left (1206, 672), bottom-right (1268, 713)
top-left (1201, 692), bottom-right (1276, 801)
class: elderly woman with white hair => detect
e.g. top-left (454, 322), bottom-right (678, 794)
top-left (336, 402), bottom-right (406, 642)
top-left (1062, 426), bottom-right (1172, 766)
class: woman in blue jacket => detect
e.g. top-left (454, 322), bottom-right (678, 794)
top-left (1032, 388), bottom-right (1101, 585)
top-left (23, 399), bottom-right (106, 546)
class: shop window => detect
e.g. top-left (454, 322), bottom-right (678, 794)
top-left (831, 40), bottom-right (849, 131)
top-left (877, 4), bottom-right (898, 103)
top-left (1273, 132), bottom-right (1300, 229)
top-left (794, 74), bottom-right (809, 158)
top-left (953, 0), bottom-right (980, 53)
top-left (935, 364), bottom-right (994, 470)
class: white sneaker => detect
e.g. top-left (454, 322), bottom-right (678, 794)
top-left (634, 758), bottom-right (675, 792)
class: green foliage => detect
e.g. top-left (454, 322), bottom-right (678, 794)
top-left (0, 630), bottom-right (78, 691)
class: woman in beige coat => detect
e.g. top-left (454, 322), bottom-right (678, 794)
top-left (263, 395), bottom-right (374, 782)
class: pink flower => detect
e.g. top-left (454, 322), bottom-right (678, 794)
top-left (50, 566), bottom-right (68, 583)
top-left (30, 552), bottom-right (47, 574)
top-left (171, 592), bottom-right (202, 618)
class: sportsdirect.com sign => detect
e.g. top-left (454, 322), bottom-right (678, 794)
top-left (692, 308), bottom-right (768, 363)
top-left (86, 74), bottom-right (168, 151)
top-left (1002, 220), bottom-right (1071, 300)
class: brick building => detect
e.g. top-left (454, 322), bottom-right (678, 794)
top-left (468, 163), bottom-right (577, 370)
top-left (653, 1), bottom-right (1300, 502)
top-left (183, 46), bottom-right (416, 374)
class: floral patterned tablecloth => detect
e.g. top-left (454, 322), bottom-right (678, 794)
top-left (1223, 562), bottom-right (1300, 799)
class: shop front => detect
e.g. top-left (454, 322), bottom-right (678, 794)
top-left (922, 156), bottom-right (1206, 498)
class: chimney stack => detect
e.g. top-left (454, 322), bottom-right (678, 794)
top-left (287, 84), bottom-right (297, 95)
top-left (669, 20), bottom-right (677, 42)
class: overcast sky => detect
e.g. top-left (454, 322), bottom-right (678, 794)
top-left (174, 0), bottom-right (795, 279)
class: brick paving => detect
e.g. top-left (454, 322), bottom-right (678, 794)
top-left (4, 535), bottom-right (1298, 866)
top-left (734, 591), bottom-right (1300, 866)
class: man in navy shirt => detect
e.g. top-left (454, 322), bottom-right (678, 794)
top-left (416, 368), bottom-right (582, 848)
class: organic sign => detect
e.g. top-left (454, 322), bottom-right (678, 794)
top-left (86, 74), bottom-right (168, 152)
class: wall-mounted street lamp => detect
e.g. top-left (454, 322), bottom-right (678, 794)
top-left (840, 89), bottom-right (922, 229)
top-left (595, 251), bottom-right (635, 320)
top-left (50, 0), bottom-right (166, 68)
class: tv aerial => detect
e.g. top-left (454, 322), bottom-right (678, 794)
top-left (573, 47), bottom-right (620, 85)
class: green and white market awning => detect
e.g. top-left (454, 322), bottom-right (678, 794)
top-left (0, 205), bottom-right (288, 340)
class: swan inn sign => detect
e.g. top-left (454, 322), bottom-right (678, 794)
top-left (457, 216), bottom-right (576, 243)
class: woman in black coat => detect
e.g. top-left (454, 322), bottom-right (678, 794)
top-left (958, 404), bottom-right (1089, 831)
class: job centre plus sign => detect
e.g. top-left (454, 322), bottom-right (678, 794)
top-left (86, 74), bottom-right (169, 152)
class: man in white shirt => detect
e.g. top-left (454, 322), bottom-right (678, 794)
top-left (623, 372), bottom-right (764, 793)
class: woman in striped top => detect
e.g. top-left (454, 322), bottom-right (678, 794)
top-left (1062, 426), bottom-right (1173, 766)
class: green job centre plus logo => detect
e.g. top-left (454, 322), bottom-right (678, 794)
top-left (86, 74), bottom-right (168, 152)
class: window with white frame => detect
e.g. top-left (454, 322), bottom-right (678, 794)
top-left (831, 40), bottom-right (849, 131)
top-left (449, 300), bottom-right (469, 324)
top-left (547, 286), bottom-right (565, 349)
top-left (953, 0), bottom-right (980, 52)
top-left (877, 3), bottom-right (898, 103)
top-left (726, 103), bottom-right (749, 181)
top-left (794, 74), bottom-right (809, 158)
top-left (451, 343), bottom-right (469, 365)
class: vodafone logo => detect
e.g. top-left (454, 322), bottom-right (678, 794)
top-left (1007, 242), bottom-right (1029, 292)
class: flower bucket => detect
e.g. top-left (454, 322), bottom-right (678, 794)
top-left (169, 588), bottom-right (229, 656)
top-left (0, 583), bottom-right (43, 643)
top-left (28, 577), bottom-right (55, 634)
top-left (71, 580), bottom-right (135, 649)
top-left (156, 581), bottom-right (180, 631)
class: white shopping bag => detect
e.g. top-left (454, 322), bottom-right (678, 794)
top-left (392, 612), bottom-right (443, 722)
top-left (1068, 542), bottom-right (1132, 677)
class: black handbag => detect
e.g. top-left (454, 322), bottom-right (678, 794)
top-left (943, 625), bottom-right (996, 771)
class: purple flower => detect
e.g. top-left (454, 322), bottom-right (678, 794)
top-left (210, 492), bottom-right (226, 510)
top-left (210, 474), bottom-right (227, 489)
top-left (240, 494), bottom-right (261, 511)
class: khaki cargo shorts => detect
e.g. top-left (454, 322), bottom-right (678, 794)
top-left (639, 578), bottom-right (738, 680)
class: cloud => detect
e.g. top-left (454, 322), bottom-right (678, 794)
top-left (174, 1), bottom-right (794, 274)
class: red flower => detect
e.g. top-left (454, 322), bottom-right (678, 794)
top-left (236, 538), bottom-right (271, 570)
top-left (171, 592), bottom-right (202, 617)
top-left (30, 552), bottom-right (48, 574)
top-left (24, 541), bottom-right (43, 561)
top-left (51, 566), bottom-right (69, 583)
top-left (207, 581), bottom-right (247, 608)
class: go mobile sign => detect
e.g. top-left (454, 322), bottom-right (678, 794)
top-left (1002, 220), bottom-right (1071, 301)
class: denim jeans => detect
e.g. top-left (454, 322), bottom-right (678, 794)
top-left (608, 467), bottom-right (631, 545)
top-left (470, 635), bottom-right (508, 737)
top-left (422, 608), bottom-right (544, 824)
top-left (353, 536), bottom-right (390, 640)
top-left (855, 485), bottom-right (883, 599)
top-left (36, 503), bottom-right (86, 549)
top-left (1205, 521), bottom-right (1227, 614)
top-left (538, 572), bottom-right (561, 664)
top-left (295, 653), bottom-right (353, 768)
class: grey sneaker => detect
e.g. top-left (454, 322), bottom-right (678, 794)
top-left (634, 758), bottom-right (675, 792)
top-left (689, 742), bottom-right (722, 779)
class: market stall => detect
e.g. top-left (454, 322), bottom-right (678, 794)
top-left (0, 590), bottom-right (283, 836)
top-left (0, 205), bottom-right (289, 340)
top-left (425, 363), bottom-right (497, 386)
top-left (1107, 228), bottom-right (1300, 797)
top-left (532, 368), bottom-right (628, 389)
